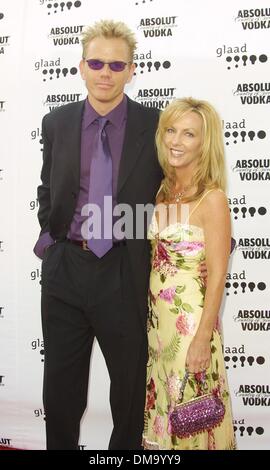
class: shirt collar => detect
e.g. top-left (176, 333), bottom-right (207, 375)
top-left (82, 95), bottom-right (127, 130)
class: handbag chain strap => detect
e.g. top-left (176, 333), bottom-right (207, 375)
top-left (177, 370), bottom-right (209, 404)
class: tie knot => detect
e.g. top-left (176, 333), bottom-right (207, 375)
top-left (98, 117), bottom-right (109, 130)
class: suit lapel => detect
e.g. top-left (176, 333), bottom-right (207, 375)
top-left (117, 97), bottom-right (146, 195)
top-left (62, 98), bottom-right (146, 196)
top-left (63, 100), bottom-right (85, 184)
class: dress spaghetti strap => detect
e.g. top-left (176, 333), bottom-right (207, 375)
top-left (156, 183), bottom-right (164, 199)
top-left (184, 189), bottom-right (215, 224)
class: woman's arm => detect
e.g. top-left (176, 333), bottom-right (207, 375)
top-left (186, 190), bottom-right (231, 373)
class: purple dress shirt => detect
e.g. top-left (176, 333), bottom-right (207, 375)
top-left (34, 95), bottom-right (127, 258)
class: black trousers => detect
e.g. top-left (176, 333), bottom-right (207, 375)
top-left (41, 240), bottom-right (148, 450)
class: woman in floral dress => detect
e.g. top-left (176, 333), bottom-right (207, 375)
top-left (142, 98), bottom-right (236, 450)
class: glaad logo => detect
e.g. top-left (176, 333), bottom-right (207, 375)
top-left (235, 8), bottom-right (270, 30)
top-left (138, 16), bottom-right (177, 38)
top-left (0, 100), bottom-right (6, 112)
top-left (34, 58), bottom-right (78, 82)
top-left (134, 87), bottom-right (176, 109)
top-left (234, 309), bottom-right (270, 332)
top-left (40, 0), bottom-right (82, 15)
top-left (0, 306), bottom-right (4, 318)
top-left (0, 13), bottom-right (4, 20)
top-left (233, 420), bottom-right (264, 437)
top-left (226, 54), bottom-right (267, 70)
top-left (223, 118), bottom-right (266, 145)
top-left (133, 50), bottom-right (171, 75)
top-left (135, 0), bottom-right (154, 5)
top-left (31, 338), bottom-right (44, 362)
top-left (30, 198), bottom-right (39, 211)
top-left (235, 384), bottom-right (270, 406)
top-left (228, 195), bottom-right (267, 220)
top-left (31, 268), bottom-right (41, 282)
top-left (0, 375), bottom-right (5, 386)
top-left (235, 238), bottom-right (270, 259)
top-left (232, 158), bottom-right (270, 181)
top-left (48, 25), bottom-right (84, 46)
top-left (34, 408), bottom-right (46, 420)
top-left (225, 269), bottom-right (266, 295)
top-left (224, 345), bottom-right (265, 369)
top-left (31, 127), bottom-right (43, 152)
top-left (0, 241), bottom-right (4, 252)
top-left (43, 93), bottom-right (82, 111)
top-left (216, 43), bottom-right (267, 70)
top-left (233, 82), bottom-right (270, 104)
top-left (0, 35), bottom-right (10, 55)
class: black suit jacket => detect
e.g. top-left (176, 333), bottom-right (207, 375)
top-left (37, 96), bottom-right (163, 324)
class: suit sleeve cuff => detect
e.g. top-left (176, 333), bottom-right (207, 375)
top-left (33, 232), bottom-right (55, 259)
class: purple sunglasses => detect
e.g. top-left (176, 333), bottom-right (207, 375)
top-left (84, 58), bottom-right (131, 72)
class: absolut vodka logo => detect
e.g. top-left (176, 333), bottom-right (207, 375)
top-left (232, 158), bottom-right (270, 181)
top-left (235, 238), bottom-right (270, 259)
top-left (43, 93), bottom-right (82, 111)
top-left (235, 8), bottom-right (270, 30)
top-left (234, 309), bottom-right (270, 332)
top-left (134, 87), bottom-right (176, 109)
top-left (235, 384), bottom-right (270, 406)
top-left (233, 82), bottom-right (270, 104)
top-left (48, 25), bottom-right (84, 46)
top-left (138, 16), bottom-right (177, 38)
top-left (0, 34), bottom-right (10, 55)
top-left (0, 438), bottom-right (11, 446)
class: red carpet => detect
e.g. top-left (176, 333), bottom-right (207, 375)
top-left (0, 446), bottom-right (18, 450)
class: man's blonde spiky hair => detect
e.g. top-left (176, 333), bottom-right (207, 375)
top-left (81, 19), bottom-right (137, 61)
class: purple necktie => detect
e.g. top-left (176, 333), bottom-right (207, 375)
top-left (87, 117), bottom-right (113, 257)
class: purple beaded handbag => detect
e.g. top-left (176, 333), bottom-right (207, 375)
top-left (170, 371), bottom-right (225, 438)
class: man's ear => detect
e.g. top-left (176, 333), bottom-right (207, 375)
top-left (127, 62), bottom-right (136, 83)
top-left (79, 59), bottom-right (86, 80)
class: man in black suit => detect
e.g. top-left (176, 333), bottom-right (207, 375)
top-left (34, 20), bottom-right (163, 450)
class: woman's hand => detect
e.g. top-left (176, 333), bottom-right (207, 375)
top-left (185, 335), bottom-right (211, 373)
top-left (198, 260), bottom-right (207, 287)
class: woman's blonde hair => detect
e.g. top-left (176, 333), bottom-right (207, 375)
top-left (156, 97), bottom-right (226, 203)
top-left (81, 19), bottom-right (137, 61)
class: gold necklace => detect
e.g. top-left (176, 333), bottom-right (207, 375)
top-left (170, 184), bottom-right (193, 203)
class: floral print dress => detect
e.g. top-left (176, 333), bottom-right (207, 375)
top-left (142, 200), bottom-right (236, 450)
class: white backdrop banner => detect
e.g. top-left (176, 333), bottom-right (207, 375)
top-left (0, 0), bottom-right (269, 450)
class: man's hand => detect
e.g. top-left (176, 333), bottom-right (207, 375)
top-left (198, 260), bottom-right (207, 287)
